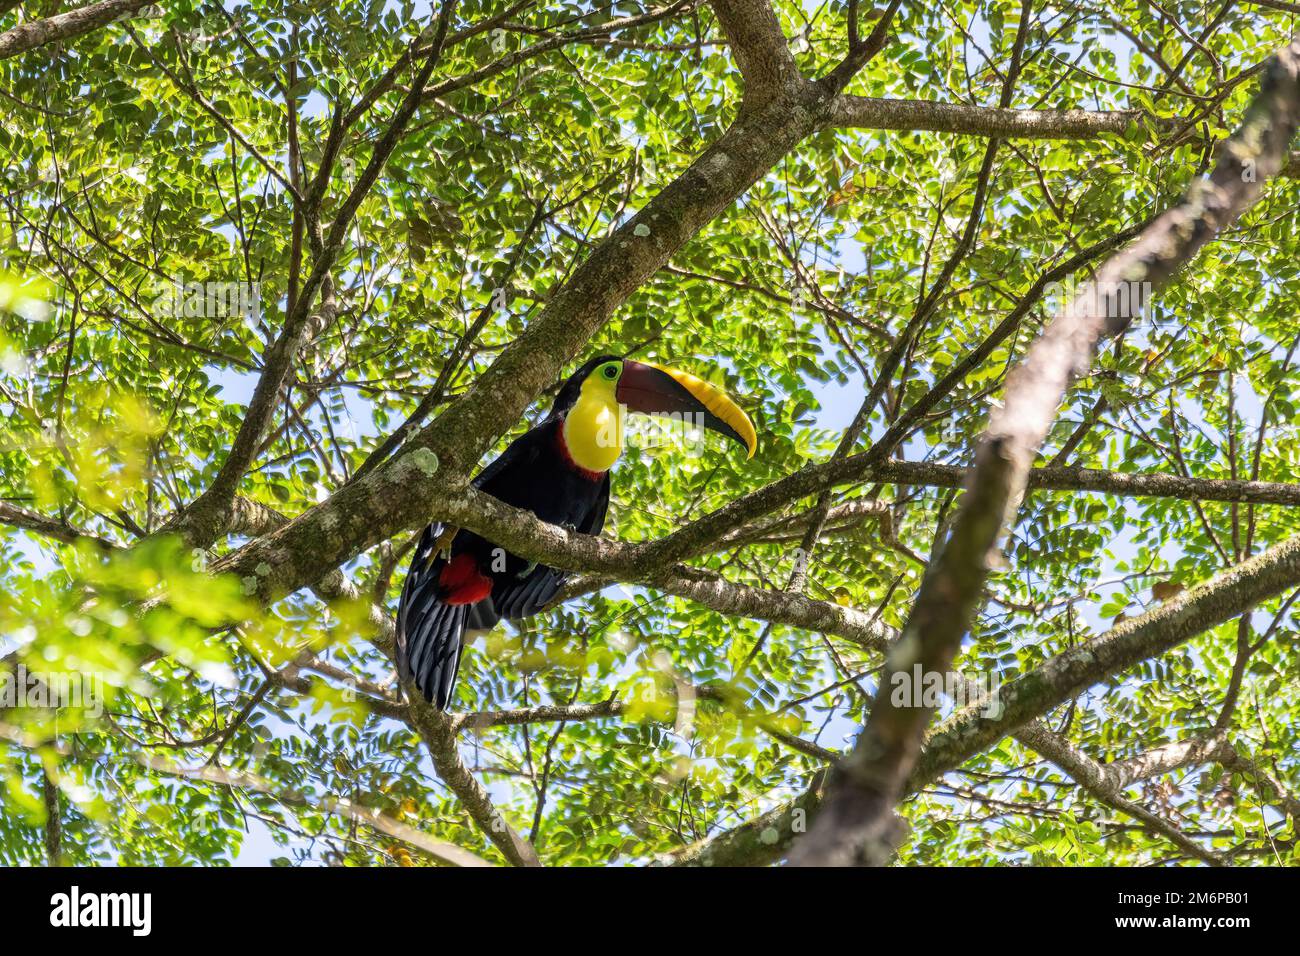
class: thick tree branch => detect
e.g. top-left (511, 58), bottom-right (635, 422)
top-left (212, 71), bottom-right (842, 601)
top-left (829, 97), bottom-right (1153, 138)
top-left (457, 697), bottom-right (627, 732)
top-left (0, 0), bottom-right (156, 60)
top-left (1104, 732), bottom-right (1230, 788)
top-left (827, 98), bottom-right (1299, 176)
top-left (709, 0), bottom-right (799, 109)
top-left (30, 451), bottom-right (1300, 564)
top-left (911, 536), bottom-right (1300, 791)
top-left (0, 501), bottom-right (116, 549)
top-left (42, 767), bottom-right (62, 867)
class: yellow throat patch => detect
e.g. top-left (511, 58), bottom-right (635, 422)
top-left (561, 373), bottom-right (624, 473)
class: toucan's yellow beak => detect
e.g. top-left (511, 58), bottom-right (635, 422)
top-left (616, 360), bottom-right (757, 459)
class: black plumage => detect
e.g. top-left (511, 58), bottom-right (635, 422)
top-left (396, 358), bottom-right (615, 709)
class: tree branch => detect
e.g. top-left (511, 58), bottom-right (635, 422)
top-left (790, 32), bottom-right (1300, 867)
top-left (211, 58), bottom-right (843, 601)
top-left (675, 529), bottom-right (1300, 866)
top-left (827, 100), bottom-right (1300, 177)
top-left (404, 703), bottom-right (542, 866)
top-left (169, 1), bottom-right (460, 548)
top-left (709, 0), bottom-right (799, 109)
top-left (1012, 721), bottom-right (1226, 866)
top-left (829, 97), bottom-right (1154, 138)
top-left (0, 0), bottom-right (157, 60)
top-left (0, 500), bottom-right (117, 549)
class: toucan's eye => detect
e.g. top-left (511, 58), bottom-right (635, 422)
top-left (603, 364), bottom-right (618, 380)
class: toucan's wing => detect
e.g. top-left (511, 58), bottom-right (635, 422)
top-left (440, 425), bottom-right (550, 632)
top-left (491, 472), bottom-right (610, 621)
top-left (492, 565), bottom-right (564, 620)
top-left (579, 471), bottom-right (611, 536)
top-left (464, 595), bottom-right (498, 631)
top-left (471, 425), bottom-right (547, 495)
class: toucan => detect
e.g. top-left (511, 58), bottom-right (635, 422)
top-left (395, 355), bottom-right (757, 708)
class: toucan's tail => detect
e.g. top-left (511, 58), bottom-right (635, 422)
top-left (397, 526), bottom-right (491, 709)
top-left (397, 597), bottom-right (467, 709)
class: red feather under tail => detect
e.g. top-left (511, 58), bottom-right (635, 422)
top-left (438, 553), bottom-right (493, 605)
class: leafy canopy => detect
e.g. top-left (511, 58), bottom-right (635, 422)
top-left (1, 0), bottom-right (1298, 865)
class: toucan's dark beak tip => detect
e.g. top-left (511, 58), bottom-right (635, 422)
top-left (717, 424), bottom-right (758, 460)
top-left (722, 418), bottom-right (757, 459)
